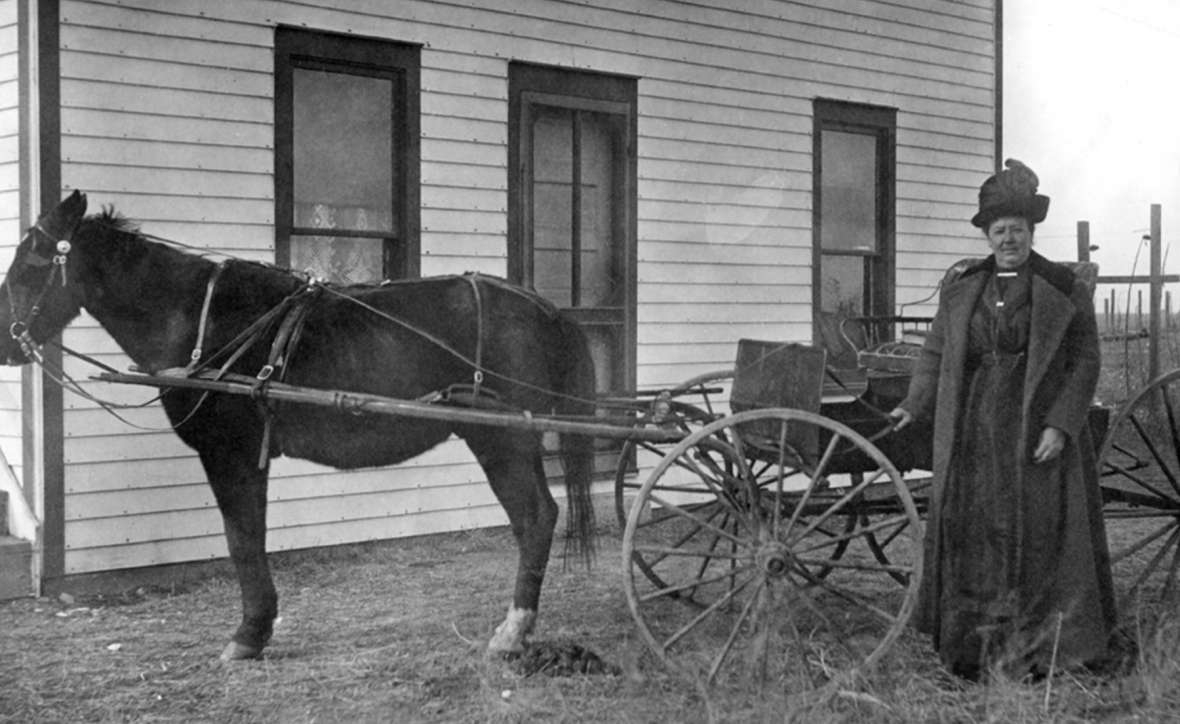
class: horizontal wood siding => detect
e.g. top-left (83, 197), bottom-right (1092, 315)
top-left (56, 0), bottom-right (996, 574)
top-left (0, 0), bottom-right (20, 483)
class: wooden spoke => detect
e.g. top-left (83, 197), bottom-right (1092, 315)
top-left (631, 543), bottom-right (748, 562)
top-left (1101, 370), bottom-right (1180, 608)
top-left (638, 562), bottom-right (756, 604)
top-left (793, 513), bottom-right (915, 556)
top-left (1128, 415), bottom-right (1180, 497)
top-left (705, 578), bottom-right (765, 684)
top-left (792, 555), bottom-right (913, 577)
top-left (1126, 525), bottom-right (1180, 600)
top-left (788, 468), bottom-right (890, 545)
top-left (644, 492), bottom-right (749, 547)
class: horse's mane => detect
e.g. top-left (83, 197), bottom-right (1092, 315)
top-left (92, 206), bottom-right (140, 235)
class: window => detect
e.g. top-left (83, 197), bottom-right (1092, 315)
top-left (812, 99), bottom-right (896, 369)
top-left (275, 28), bottom-right (420, 283)
top-left (509, 64), bottom-right (637, 396)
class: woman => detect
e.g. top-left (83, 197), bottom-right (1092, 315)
top-left (890, 159), bottom-right (1115, 680)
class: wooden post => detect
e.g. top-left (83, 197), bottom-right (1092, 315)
top-left (1077, 220), bottom-right (1091, 262)
top-left (1109, 289), bottom-right (1116, 335)
top-left (1150, 204), bottom-right (1163, 381)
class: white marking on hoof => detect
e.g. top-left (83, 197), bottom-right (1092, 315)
top-left (219, 641), bottom-right (263, 661)
top-left (487, 607), bottom-right (536, 654)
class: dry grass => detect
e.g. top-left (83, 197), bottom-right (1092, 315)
top-left (1, 521), bottom-right (1178, 723)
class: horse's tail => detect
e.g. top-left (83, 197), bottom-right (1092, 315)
top-left (554, 313), bottom-right (598, 566)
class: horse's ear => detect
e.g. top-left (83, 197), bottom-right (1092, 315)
top-left (65, 189), bottom-right (87, 216)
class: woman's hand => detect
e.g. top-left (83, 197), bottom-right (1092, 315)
top-left (1033, 427), bottom-right (1066, 463)
top-left (888, 407), bottom-right (913, 431)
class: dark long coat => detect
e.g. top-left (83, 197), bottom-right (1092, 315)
top-left (900, 251), bottom-right (1116, 672)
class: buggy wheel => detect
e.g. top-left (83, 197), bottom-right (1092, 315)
top-left (613, 371), bottom-right (732, 529)
top-left (1100, 369), bottom-right (1180, 606)
top-left (844, 475), bottom-right (932, 586)
top-left (622, 408), bottom-right (923, 689)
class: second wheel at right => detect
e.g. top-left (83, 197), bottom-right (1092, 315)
top-left (1100, 369), bottom-right (1180, 607)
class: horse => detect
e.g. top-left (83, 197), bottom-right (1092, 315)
top-left (0, 191), bottom-right (598, 661)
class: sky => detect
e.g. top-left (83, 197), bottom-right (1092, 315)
top-left (1003, 0), bottom-right (1180, 277)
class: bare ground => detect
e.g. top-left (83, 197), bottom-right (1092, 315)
top-left (1, 521), bottom-right (1177, 723)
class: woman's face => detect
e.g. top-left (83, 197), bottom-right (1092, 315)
top-left (986, 216), bottom-right (1033, 270)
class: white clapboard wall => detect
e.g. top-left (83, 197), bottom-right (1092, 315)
top-left (44, 0), bottom-right (994, 575)
top-left (1, 0), bottom-right (23, 493)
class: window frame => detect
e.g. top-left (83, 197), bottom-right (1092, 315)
top-left (811, 98), bottom-right (897, 328)
top-left (508, 62), bottom-right (638, 395)
top-left (274, 26), bottom-right (421, 279)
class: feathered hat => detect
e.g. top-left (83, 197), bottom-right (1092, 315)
top-left (970, 158), bottom-right (1050, 229)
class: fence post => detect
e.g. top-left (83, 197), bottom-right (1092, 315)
top-left (1109, 288), bottom-right (1116, 335)
top-left (1077, 220), bottom-right (1090, 262)
top-left (1150, 204), bottom-right (1163, 382)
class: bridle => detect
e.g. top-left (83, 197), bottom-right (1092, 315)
top-left (5, 217), bottom-right (80, 363)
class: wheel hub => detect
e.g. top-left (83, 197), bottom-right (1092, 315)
top-left (755, 540), bottom-right (792, 577)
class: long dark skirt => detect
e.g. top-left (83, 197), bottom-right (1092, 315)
top-left (930, 354), bottom-right (1112, 679)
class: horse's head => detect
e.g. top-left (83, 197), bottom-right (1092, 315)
top-left (0, 190), bottom-right (89, 364)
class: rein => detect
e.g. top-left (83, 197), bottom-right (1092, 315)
top-left (6, 220), bottom-right (77, 361)
top-left (3, 219), bottom-right (181, 430)
top-left (13, 221), bottom-right (900, 444)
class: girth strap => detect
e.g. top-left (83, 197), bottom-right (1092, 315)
top-left (255, 284), bottom-right (323, 467)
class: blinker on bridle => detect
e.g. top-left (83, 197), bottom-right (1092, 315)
top-left (7, 219), bottom-right (77, 362)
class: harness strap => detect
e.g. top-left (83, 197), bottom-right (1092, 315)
top-left (185, 261), bottom-right (228, 374)
top-left (463, 274), bottom-right (485, 399)
top-left (254, 283), bottom-right (323, 468)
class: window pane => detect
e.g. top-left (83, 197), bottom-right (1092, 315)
top-left (290, 234), bottom-right (384, 285)
top-left (293, 68), bottom-right (395, 231)
top-left (579, 112), bottom-right (622, 307)
top-left (820, 130), bottom-right (877, 252)
top-left (819, 255), bottom-right (866, 316)
top-left (531, 109), bottom-right (573, 306)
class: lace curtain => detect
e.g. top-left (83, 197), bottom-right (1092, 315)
top-left (290, 202), bottom-right (393, 285)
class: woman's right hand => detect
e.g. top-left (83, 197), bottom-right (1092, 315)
top-left (888, 407), bottom-right (913, 431)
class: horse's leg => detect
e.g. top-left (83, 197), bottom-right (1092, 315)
top-left (467, 432), bottom-right (557, 654)
top-left (199, 448), bottom-right (277, 661)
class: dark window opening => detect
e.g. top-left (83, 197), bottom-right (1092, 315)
top-left (509, 64), bottom-right (637, 398)
top-left (812, 99), bottom-right (896, 373)
top-left (275, 27), bottom-right (420, 283)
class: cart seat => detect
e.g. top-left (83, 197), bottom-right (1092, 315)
top-left (730, 339), bottom-right (827, 416)
top-left (730, 340), bottom-right (828, 457)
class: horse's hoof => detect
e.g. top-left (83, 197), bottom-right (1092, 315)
top-left (219, 641), bottom-right (263, 661)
